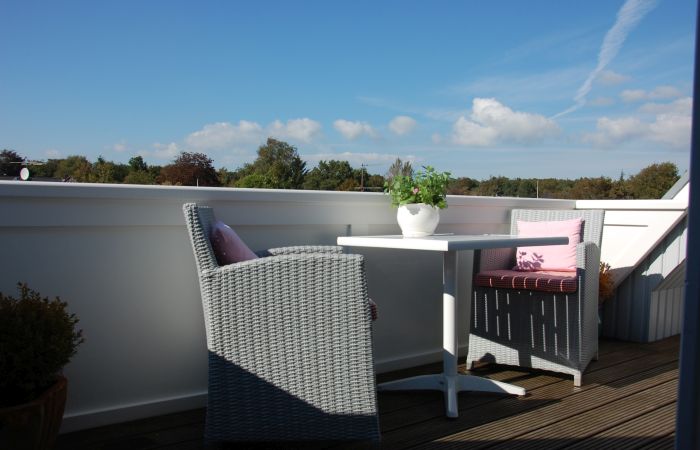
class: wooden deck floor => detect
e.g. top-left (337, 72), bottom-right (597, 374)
top-left (56, 336), bottom-right (679, 450)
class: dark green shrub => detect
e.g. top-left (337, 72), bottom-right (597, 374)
top-left (0, 283), bottom-right (84, 407)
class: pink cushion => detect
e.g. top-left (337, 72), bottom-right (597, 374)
top-left (475, 269), bottom-right (578, 293)
top-left (209, 220), bottom-right (258, 265)
top-left (514, 218), bottom-right (582, 272)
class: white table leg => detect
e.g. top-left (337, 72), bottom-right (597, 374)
top-left (443, 251), bottom-right (459, 417)
top-left (377, 249), bottom-right (525, 418)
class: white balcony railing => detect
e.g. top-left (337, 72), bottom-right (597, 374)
top-left (0, 181), bottom-right (684, 433)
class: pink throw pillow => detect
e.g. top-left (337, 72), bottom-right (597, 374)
top-left (514, 218), bottom-right (582, 272)
top-left (209, 220), bottom-right (258, 266)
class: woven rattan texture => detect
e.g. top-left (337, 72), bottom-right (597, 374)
top-left (469, 209), bottom-right (604, 386)
top-left (182, 203), bottom-right (380, 442)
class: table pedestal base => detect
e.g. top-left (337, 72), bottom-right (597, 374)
top-left (378, 373), bottom-right (526, 418)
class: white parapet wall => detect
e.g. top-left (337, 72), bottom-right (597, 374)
top-left (0, 180), bottom-right (577, 432)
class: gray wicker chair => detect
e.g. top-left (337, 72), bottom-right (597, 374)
top-left (182, 203), bottom-right (380, 443)
top-left (468, 209), bottom-right (604, 386)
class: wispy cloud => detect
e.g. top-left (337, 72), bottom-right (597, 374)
top-left (186, 118), bottom-right (323, 150)
top-left (620, 85), bottom-right (684, 102)
top-left (268, 118), bottom-right (322, 143)
top-left (583, 97), bottom-right (692, 148)
top-left (186, 121), bottom-right (263, 150)
top-left (451, 98), bottom-right (559, 147)
top-left (553, 0), bottom-right (658, 118)
top-left (152, 142), bottom-right (180, 160)
top-left (597, 70), bottom-right (632, 86)
top-left (388, 116), bottom-right (417, 135)
top-left (333, 119), bottom-right (379, 140)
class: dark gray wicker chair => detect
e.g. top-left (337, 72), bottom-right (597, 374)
top-left (468, 209), bottom-right (604, 386)
top-left (182, 203), bottom-right (380, 443)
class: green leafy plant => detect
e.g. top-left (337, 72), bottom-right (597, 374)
top-left (384, 166), bottom-right (452, 208)
top-left (0, 283), bottom-right (84, 407)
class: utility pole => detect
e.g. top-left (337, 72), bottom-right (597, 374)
top-left (360, 164), bottom-right (366, 192)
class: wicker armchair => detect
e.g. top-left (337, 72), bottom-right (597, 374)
top-left (468, 209), bottom-right (604, 386)
top-left (182, 203), bottom-right (379, 443)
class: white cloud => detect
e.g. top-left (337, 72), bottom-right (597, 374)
top-left (333, 119), bottom-right (378, 140)
top-left (431, 133), bottom-right (443, 144)
top-left (639, 97), bottom-right (692, 115)
top-left (648, 112), bottom-right (692, 147)
top-left (583, 117), bottom-right (648, 146)
top-left (186, 121), bottom-right (263, 150)
top-left (268, 118), bottom-right (322, 143)
top-left (388, 116), bottom-right (417, 135)
top-left (451, 98), bottom-right (559, 147)
top-left (620, 89), bottom-right (648, 102)
top-left (621, 85), bottom-right (684, 102)
top-left (589, 97), bottom-right (615, 106)
top-left (553, 0), bottom-right (658, 118)
top-left (152, 142), bottom-right (180, 160)
top-left (584, 98), bottom-right (691, 148)
top-left (112, 141), bottom-right (127, 152)
top-left (597, 70), bottom-right (632, 86)
top-left (649, 85), bottom-right (684, 99)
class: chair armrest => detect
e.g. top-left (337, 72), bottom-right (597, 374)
top-left (199, 253), bottom-right (373, 349)
top-left (258, 245), bottom-right (344, 257)
top-left (577, 241), bottom-right (601, 303)
top-left (477, 247), bottom-right (516, 272)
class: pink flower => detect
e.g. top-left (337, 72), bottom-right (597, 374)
top-left (412, 187), bottom-right (419, 195)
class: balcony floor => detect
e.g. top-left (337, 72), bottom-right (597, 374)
top-left (56, 336), bottom-right (678, 449)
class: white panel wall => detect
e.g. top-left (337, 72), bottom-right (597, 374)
top-left (0, 181), bottom-right (574, 433)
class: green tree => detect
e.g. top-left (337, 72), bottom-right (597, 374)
top-left (0, 149), bottom-right (23, 177)
top-left (568, 177), bottom-right (614, 200)
top-left (626, 162), bottom-right (679, 199)
top-left (128, 156), bottom-right (148, 172)
top-left (386, 158), bottom-right (413, 183)
top-left (303, 160), bottom-right (355, 191)
top-left (158, 152), bottom-right (220, 186)
top-left (235, 138), bottom-right (306, 189)
top-left (448, 177), bottom-right (479, 195)
top-left (123, 170), bottom-right (157, 185)
top-left (54, 156), bottom-right (93, 182)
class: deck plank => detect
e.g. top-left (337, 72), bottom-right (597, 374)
top-left (55, 337), bottom-right (680, 450)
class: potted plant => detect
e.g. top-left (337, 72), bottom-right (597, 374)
top-left (0, 283), bottom-right (84, 450)
top-left (598, 262), bottom-right (615, 335)
top-left (384, 165), bottom-right (451, 237)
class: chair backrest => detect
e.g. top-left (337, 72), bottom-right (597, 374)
top-left (182, 203), bottom-right (219, 275)
top-left (510, 209), bottom-right (605, 247)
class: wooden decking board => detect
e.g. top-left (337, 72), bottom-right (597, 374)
top-left (564, 402), bottom-right (677, 450)
top-left (54, 409), bottom-right (207, 450)
top-left (411, 363), bottom-right (678, 450)
top-left (636, 432), bottom-right (675, 450)
top-left (54, 337), bottom-right (679, 450)
top-left (484, 379), bottom-right (678, 449)
top-left (371, 348), bottom-right (679, 449)
top-left (376, 338), bottom-right (667, 434)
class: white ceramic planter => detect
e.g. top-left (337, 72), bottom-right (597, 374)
top-left (396, 203), bottom-right (440, 237)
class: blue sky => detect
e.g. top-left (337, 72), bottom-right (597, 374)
top-left (0, 0), bottom-right (696, 179)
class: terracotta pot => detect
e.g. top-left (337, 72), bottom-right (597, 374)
top-left (0, 376), bottom-right (67, 450)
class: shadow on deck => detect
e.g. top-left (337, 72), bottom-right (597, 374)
top-left (56, 336), bottom-right (679, 450)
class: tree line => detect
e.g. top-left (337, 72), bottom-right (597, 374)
top-left (0, 137), bottom-right (682, 200)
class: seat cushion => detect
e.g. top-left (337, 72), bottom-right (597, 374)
top-left (475, 269), bottom-right (578, 293)
top-left (514, 218), bottom-right (582, 272)
top-left (210, 220), bottom-right (258, 265)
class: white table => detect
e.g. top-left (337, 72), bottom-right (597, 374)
top-left (337, 233), bottom-right (569, 418)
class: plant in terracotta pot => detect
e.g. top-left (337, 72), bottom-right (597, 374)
top-left (0, 283), bottom-right (84, 450)
top-left (384, 166), bottom-right (451, 237)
